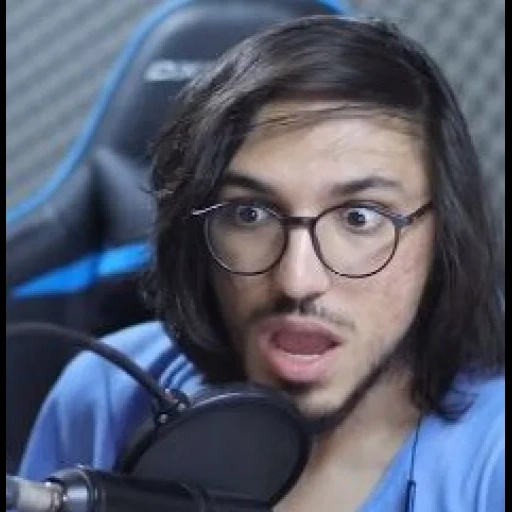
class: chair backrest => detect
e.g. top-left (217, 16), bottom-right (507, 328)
top-left (6, 0), bottom-right (346, 337)
top-left (6, 0), bottom-right (348, 475)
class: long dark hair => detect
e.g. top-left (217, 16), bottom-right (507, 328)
top-left (144, 16), bottom-right (504, 419)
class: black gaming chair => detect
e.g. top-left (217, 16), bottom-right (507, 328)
top-left (5, 0), bottom-right (348, 475)
top-left (6, 0), bottom-right (346, 336)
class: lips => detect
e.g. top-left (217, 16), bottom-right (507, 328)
top-left (256, 320), bottom-right (342, 384)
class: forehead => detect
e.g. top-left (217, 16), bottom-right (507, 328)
top-left (228, 101), bottom-right (429, 205)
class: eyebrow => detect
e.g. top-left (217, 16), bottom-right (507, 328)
top-left (330, 176), bottom-right (404, 196)
top-left (221, 170), bottom-right (404, 198)
top-left (221, 171), bottom-right (275, 195)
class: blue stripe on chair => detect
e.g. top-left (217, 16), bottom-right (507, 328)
top-left (317, 0), bottom-right (351, 12)
top-left (6, 0), bottom-right (192, 226)
top-left (96, 242), bottom-right (150, 277)
top-left (12, 243), bottom-right (151, 298)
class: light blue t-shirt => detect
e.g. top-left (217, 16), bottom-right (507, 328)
top-left (19, 321), bottom-right (504, 511)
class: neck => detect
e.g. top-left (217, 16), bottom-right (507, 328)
top-left (274, 373), bottom-right (421, 511)
top-left (308, 372), bottom-right (419, 475)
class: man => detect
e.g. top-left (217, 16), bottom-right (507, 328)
top-left (20, 15), bottom-right (504, 511)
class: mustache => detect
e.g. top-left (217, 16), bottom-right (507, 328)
top-left (247, 296), bottom-right (355, 332)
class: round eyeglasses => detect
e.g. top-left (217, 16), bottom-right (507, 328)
top-left (192, 200), bottom-right (432, 278)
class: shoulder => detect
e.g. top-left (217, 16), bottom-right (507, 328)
top-left (432, 372), bottom-right (504, 459)
top-left (416, 373), bottom-right (504, 511)
top-left (451, 372), bottom-right (504, 438)
top-left (61, 321), bottom-right (177, 386)
top-left (19, 321), bottom-right (203, 478)
top-left (47, 320), bottom-right (205, 426)
top-left (56, 320), bottom-right (203, 398)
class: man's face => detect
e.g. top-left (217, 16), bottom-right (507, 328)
top-left (211, 102), bottom-right (434, 420)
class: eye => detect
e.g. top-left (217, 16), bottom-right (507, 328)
top-left (341, 206), bottom-right (386, 233)
top-left (225, 204), bottom-right (272, 227)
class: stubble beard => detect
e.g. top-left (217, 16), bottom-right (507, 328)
top-left (279, 335), bottom-right (411, 437)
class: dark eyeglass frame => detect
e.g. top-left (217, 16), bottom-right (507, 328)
top-left (192, 200), bottom-right (433, 278)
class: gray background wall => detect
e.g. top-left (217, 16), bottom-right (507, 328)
top-left (6, 0), bottom-right (505, 223)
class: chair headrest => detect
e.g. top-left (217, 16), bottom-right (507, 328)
top-left (91, 0), bottom-right (344, 162)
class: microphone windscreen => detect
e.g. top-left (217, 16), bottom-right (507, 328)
top-left (116, 383), bottom-right (311, 505)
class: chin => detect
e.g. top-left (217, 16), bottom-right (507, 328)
top-left (248, 370), bottom-right (351, 433)
top-left (300, 394), bottom-right (342, 417)
top-left (290, 390), bottom-right (357, 435)
top-left (276, 380), bottom-right (342, 414)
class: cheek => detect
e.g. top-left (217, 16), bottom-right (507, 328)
top-left (352, 237), bottom-right (433, 345)
top-left (211, 270), bottom-right (268, 351)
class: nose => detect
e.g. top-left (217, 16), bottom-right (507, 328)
top-left (271, 227), bottom-right (331, 300)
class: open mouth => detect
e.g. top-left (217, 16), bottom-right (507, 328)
top-left (271, 331), bottom-right (336, 355)
top-left (258, 324), bottom-right (341, 384)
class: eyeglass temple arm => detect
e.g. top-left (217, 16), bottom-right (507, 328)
top-left (407, 201), bottom-right (432, 224)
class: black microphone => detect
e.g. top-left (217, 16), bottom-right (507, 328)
top-left (6, 468), bottom-right (271, 511)
top-left (6, 322), bottom-right (312, 510)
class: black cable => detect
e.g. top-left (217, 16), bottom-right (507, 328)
top-left (6, 322), bottom-right (190, 417)
top-left (404, 415), bottom-right (422, 512)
